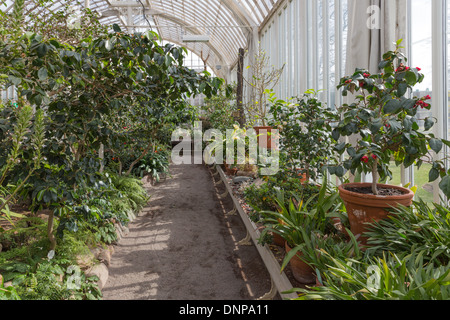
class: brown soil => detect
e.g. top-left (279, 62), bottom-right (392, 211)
top-left (102, 160), bottom-right (278, 300)
top-left (224, 173), bottom-right (316, 290)
top-left (345, 186), bottom-right (405, 196)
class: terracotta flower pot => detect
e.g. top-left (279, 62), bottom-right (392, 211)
top-left (271, 232), bottom-right (285, 247)
top-left (295, 168), bottom-right (309, 184)
top-left (338, 183), bottom-right (414, 245)
top-left (284, 242), bottom-right (315, 284)
top-left (253, 126), bottom-right (274, 149)
top-left (226, 167), bottom-right (238, 176)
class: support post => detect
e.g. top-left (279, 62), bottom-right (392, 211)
top-left (236, 48), bottom-right (245, 126)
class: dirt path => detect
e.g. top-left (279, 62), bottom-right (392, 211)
top-left (101, 161), bottom-right (274, 300)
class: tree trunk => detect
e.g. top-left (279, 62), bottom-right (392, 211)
top-left (236, 48), bottom-right (245, 127)
top-left (47, 211), bottom-right (57, 251)
top-left (371, 159), bottom-right (379, 195)
top-left (125, 140), bottom-right (153, 176)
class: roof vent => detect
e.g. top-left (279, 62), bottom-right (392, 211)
top-left (182, 35), bottom-right (210, 42)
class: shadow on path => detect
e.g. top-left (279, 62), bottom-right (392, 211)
top-left (102, 162), bottom-right (274, 300)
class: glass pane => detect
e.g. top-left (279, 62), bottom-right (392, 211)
top-left (411, 0), bottom-right (433, 203)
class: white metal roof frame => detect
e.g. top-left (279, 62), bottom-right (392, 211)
top-left (3, 0), bottom-right (281, 78)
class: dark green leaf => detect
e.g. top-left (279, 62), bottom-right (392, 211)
top-left (439, 176), bottom-right (450, 198)
top-left (38, 67), bottom-right (48, 81)
top-left (424, 118), bottom-right (434, 131)
top-left (429, 138), bottom-right (443, 153)
top-left (383, 99), bottom-right (401, 114)
top-left (429, 168), bottom-right (440, 182)
top-left (397, 82), bottom-right (408, 97)
top-left (113, 24), bottom-right (122, 33)
top-left (8, 75), bottom-right (21, 86)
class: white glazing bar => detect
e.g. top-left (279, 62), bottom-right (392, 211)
top-left (314, 0), bottom-right (319, 91)
top-left (334, 0), bottom-right (342, 110)
top-left (323, 0), bottom-right (330, 105)
top-left (293, 0), bottom-right (299, 97)
top-left (306, 0), bottom-right (313, 90)
top-left (277, 10), bottom-right (283, 98)
top-left (289, 0), bottom-right (294, 98)
top-left (432, 0), bottom-right (447, 203)
top-left (299, 0), bottom-right (309, 93)
top-left (403, 0), bottom-right (414, 187)
top-left (283, 6), bottom-right (288, 99)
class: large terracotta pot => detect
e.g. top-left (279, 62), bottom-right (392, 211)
top-left (284, 242), bottom-right (315, 284)
top-left (338, 183), bottom-right (414, 244)
top-left (253, 126), bottom-right (274, 149)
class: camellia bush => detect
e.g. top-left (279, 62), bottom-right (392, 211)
top-left (328, 40), bottom-right (446, 195)
top-left (269, 89), bottom-right (339, 181)
top-left (0, 0), bottom-right (225, 252)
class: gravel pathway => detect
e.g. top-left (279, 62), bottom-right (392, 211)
top-left (101, 161), bottom-right (273, 300)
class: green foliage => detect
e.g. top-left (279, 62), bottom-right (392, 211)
top-left (289, 199), bottom-right (450, 300)
top-left (109, 173), bottom-right (149, 211)
top-left (365, 200), bottom-right (450, 266)
top-left (328, 40), bottom-right (443, 195)
top-left (269, 90), bottom-right (339, 181)
top-left (0, 274), bottom-right (21, 300)
top-left (1, 254), bottom-right (101, 300)
top-left (0, 0), bottom-right (224, 245)
top-left (293, 251), bottom-right (450, 300)
top-left (244, 175), bottom-right (321, 213)
top-left (0, 105), bottom-right (46, 225)
top-left (0, 220), bottom-right (102, 300)
top-left (202, 84), bottom-right (238, 132)
top-left (131, 145), bottom-right (170, 183)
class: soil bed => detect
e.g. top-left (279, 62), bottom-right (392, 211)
top-left (344, 186), bottom-right (405, 196)
top-left (223, 171), bottom-right (315, 291)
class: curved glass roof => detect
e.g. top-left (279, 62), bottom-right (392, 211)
top-left (3, 0), bottom-right (281, 76)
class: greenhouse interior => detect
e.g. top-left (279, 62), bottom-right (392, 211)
top-left (0, 0), bottom-right (449, 303)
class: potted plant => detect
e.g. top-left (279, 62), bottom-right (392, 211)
top-left (243, 46), bottom-right (284, 149)
top-left (258, 179), bottom-right (340, 284)
top-left (269, 89), bottom-right (339, 182)
top-left (328, 40), bottom-right (443, 243)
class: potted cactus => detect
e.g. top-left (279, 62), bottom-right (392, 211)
top-left (328, 40), bottom-right (444, 243)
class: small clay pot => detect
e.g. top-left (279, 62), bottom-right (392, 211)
top-left (272, 232), bottom-right (285, 247)
top-left (284, 242), bottom-right (315, 284)
top-left (253, 126), bottom-right (274, 149)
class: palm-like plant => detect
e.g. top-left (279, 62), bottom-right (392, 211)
top-left (293, 251), bottom-right (450, 300)
top-left (364, 200), bottom-right (450, 266)
top-left (258, 178), bottom-right (342, 273)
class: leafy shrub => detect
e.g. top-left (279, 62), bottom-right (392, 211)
top-left (365, 200), bottom-right (450, 266)
top-left (131, 146), bottom-right (170, 183)
top-left (295, 251), bottom-right (450, 300)
top-left (244, 175), bottom-right (321, 214)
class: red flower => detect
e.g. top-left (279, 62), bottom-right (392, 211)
top-left (361, 155), bottom-right (369, 163)
top-left (416, 67), bottom-right (421, 71)
top-left (363, 73), bottom-right (370, 78)
top-left (395, 64), bottom-right (409, 73)
top-left (359, 81), bottom-right (365, 88)
top-left (424, 95), bottom-right (431, 100)
top-left (371, 154), bottom-right (377, 160)
top-left (345, 79), bottom-right (352, 84)
top-left (415, 100), bottom-right (430, 109)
